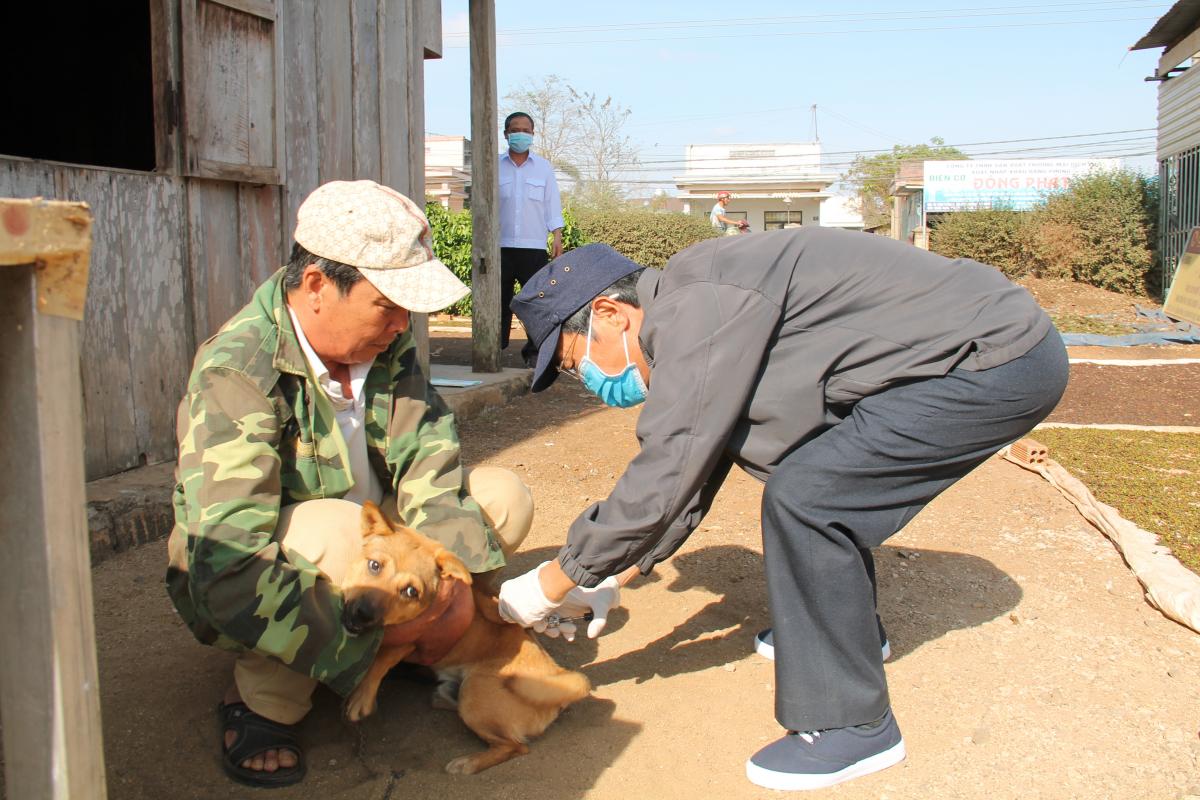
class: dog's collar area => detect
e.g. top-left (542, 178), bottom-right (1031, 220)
top-left (402, 579), bottom-right (474, 666)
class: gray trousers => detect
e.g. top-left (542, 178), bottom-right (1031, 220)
top-left (762, 330), bottom-right (1068, 731)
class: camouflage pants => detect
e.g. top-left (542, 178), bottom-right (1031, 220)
top-left (234, 466), bottom-right (533, 724)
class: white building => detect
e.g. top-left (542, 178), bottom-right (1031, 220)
top-left (424, 135), bottom-right (472, 210)
top-left (1132, 1), bottom-right (1200, 286)
top-left (673, 142), bottom-right (855, 232)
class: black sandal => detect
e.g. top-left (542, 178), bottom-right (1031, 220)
top-left (218, 701), bottom-right (307, 788)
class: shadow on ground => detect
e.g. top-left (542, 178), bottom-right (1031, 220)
top-left (519, 542), bottom-right (1023, 687)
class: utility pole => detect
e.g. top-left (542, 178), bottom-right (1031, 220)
top-left (811, 104), bottom-right (819, 142)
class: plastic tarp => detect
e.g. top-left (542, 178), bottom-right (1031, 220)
top-left (1059, 305), bottom-right (1200, 347)
top-left (1001, 447), bottom-right (1200, 635)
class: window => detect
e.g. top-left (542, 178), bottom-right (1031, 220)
top-left (764, 210), bottom-right (803, 230)
top-left (2, 6), bottom-right (156, 170)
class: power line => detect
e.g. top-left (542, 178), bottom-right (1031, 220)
top-left (607, 128), bottom-right (1157, 170)
top-left (444, 1), bottom-right (1165, 38)
top-left (443, 13), bottom-right (1163, 48)
top-left (563, 139), bottom-right (1158, 180)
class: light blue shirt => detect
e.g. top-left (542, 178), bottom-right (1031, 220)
top-left (499, 151), bottom-right (564, 249)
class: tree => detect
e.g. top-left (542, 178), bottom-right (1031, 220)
top-left (843, 138), bottom-right (968, 230)
top-left (500, 75), bottom-right (640, 207)
top-left (566, 87), bottom-right (639, 207)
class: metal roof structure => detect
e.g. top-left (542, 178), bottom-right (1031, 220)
top-left (1131, 0), bottom-right (1200, 51)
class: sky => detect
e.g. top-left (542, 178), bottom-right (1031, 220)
top-left (423, 1), bottom-right (1172, 196)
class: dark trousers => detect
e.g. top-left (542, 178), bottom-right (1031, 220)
top-left (761, 330), bottom-right (1069, 731)
top-left (500, 247), bottom-right (549, 358)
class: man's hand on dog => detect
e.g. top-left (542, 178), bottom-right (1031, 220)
top-left (498, 562), bottom-right (621, 641)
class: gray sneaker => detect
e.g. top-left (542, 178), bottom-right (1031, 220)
top-left (745, 708), bottom-right (906, 790)
top-left (755, 618), bottom-right (891, 662)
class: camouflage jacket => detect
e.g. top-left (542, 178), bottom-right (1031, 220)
top-left (167, 269), bottom-right (504, 697)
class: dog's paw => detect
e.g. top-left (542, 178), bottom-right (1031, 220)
top-left (444, 755), bottom-right (481, 775)
top-left (344, 689), bottom-right (377, 722)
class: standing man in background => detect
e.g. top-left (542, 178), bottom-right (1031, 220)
top-left (710, 190), bottom-right (749, 235)
top-left (499, 111), bottom-right (564, 367)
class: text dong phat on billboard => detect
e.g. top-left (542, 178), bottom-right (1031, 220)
top-left (924, 159), bottom-right (1119, 212)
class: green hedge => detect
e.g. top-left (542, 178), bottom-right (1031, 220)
top-left (1026, 171), bottom-right (1156, 296)
top-left (927, 208), bottom-right (1027, 278)
top-left (929, 169), bottom-right (1157, 296)
top-left (426, 203), bottom-right (716, 314)
top-left (571, 207), bottom-right (718, 268)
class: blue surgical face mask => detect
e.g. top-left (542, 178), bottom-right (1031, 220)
top-left (507, 132), bottom-right (533, 153)
top-left (579, 310), bottom-right (647, 408)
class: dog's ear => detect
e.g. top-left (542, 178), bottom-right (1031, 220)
top-left (360, 501), bottom-right (395, 535)
top-left (435, 548), bottom-right (473, 586)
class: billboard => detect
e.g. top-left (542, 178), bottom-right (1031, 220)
top-left (923, 159), bottom-right (1120, 212)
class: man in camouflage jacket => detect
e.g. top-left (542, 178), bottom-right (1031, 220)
top-left (167, 181), bottom-right (520, 787)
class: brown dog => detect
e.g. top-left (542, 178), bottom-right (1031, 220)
top-left (340, 501), bottom-right (591, 774)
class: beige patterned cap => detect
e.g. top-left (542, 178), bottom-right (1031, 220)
top-left (294, 180), bottom-right (469, 313)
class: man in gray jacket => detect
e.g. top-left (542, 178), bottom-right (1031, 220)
top-left (496, 229), bottom-right (1068, 791)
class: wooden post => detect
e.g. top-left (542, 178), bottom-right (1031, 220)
top-left (0, 198), bottom-right (106, 799)
top-left (469, 0), bottom-right (501, 372)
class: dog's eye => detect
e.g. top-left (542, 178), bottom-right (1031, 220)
top-left (403, 585), bottom-right (419, 599)
top-left (367, 559), bottom-right (382, 575)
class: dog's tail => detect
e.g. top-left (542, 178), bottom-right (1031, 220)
top-left (505, 669), bottom-right (591, 708)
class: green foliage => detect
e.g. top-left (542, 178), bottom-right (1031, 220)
top-left (425, 202), bottom-right (474, 316)
top-left (1026, 170), bottom-right (1157, 296)
top-left (425, 203), bottom-right (589, 316)
top-left (572, 207), bottom-right (718, 268)
top-left (928, 169), bottom-right (1158, 297)
top-left (843, 138), bottom-right (968, 230)
top-left (929, 207), bottom-right (1029, 278)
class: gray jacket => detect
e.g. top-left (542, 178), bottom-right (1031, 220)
top-left (557, 226), bottom-right (1052, 587)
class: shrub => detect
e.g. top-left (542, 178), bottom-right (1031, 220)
top-left (1025, 170), bottom-right (1156, 296)
top-left (929, 207), bottom-right (1029, 278)
top-left (927, 169), bottom-right (1157, 296)
top-left (572, 207), bottom-right (718, 268)
top-left (425, 203), bottom-right (474, 316)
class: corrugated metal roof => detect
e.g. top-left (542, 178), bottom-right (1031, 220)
top-left (1132, 0), bottom-right (1200, 51)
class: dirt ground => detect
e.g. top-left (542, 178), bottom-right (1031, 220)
top-left (46, 282), bottom-right (1200, 799)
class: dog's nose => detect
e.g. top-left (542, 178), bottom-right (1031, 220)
top-left (342, 598), bottom-right (376, 634)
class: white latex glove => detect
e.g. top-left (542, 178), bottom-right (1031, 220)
top-left (537, 576), bottom-right (621, 640)
top-left (497, 561), bottom-right (562, 629)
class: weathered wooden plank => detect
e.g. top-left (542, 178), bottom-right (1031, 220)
top-left (0, 158), bottom-right (56, 198)
top-left (0, 262), bottom-right (107, 800)
top-left (116, 173), bottom-right (192, 467)
top-left (182, 0), bottom-right (281, 183)
top-left (316, 2), bottom-right (354, 182)
top-left (351, 0), bottom-right (382, 181)
top-left (469, 0), bottom-right (501, 372)
top-left (281, 1), bottom-right (319, 239)
top-left (417, 0), bottom-right (443, 58)
top-left (407, 0), bottom-right (434, 372)
top-left (0, 196), bottom-right (92, 320)
top-left (186, 0), bottom-right (250, 166)
top-left (189, 160), bottom-right (281, 185)
top-left (239, 182), bottom-right (285, 287)
top-left (150, 0), bottom-right (183, 174)
top-left (57, 167), bottom-right (141, 479)
top-left (206, 0), bottom-right (274, 21)
top-left (246, 6), bottom-right (278, 168)
top-left (378, 0), bottom-right (412, 192)
top-left (187, 179), bottom-right (245, 342)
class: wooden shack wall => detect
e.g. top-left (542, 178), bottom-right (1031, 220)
top-left (0, 0), bottom-right (441, 482)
